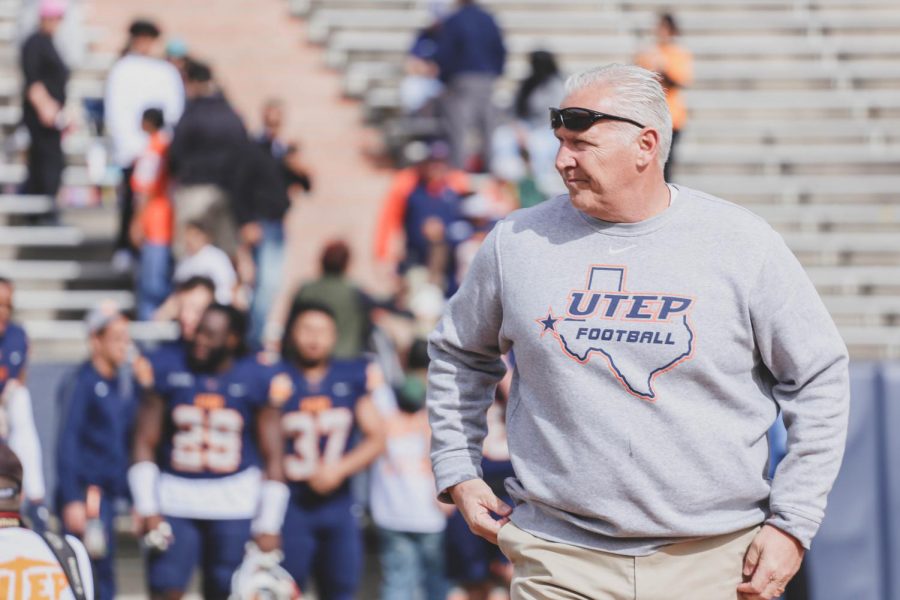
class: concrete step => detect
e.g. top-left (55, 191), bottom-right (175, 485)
top-left (25, 319), bottom-right (178, 341)
top-left (0, 194), bottom-right (54, 214)
top-left (14, 289), bottom-right (134, 312)
top-left (0, 259), bottom-right (125, 282)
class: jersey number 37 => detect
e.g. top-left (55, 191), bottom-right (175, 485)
top-left (282, 408), bottom-right (353, 481)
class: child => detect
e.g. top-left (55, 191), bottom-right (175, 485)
top-left (131, 108), bottom-right (173, 320)
top-left (370, 339), bottom-right (449, 600)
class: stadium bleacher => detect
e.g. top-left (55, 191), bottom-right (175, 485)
top-left (0, 0), bottom-right (131, 360)
top-left (294, 0), bottom-right (900, 359)
top-left (0, 0), bottom-right (897, 360)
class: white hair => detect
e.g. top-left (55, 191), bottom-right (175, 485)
top-left (564, 64), bottom-right (673, 168)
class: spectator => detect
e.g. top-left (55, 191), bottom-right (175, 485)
top-left (152, 275), bottom-right (216, 342)
top-left (56, 304), bottom-right (135, 600)
top-left (256, 99), bottom-right (313, 193)
top-left (400, 8), bottom-right (445, 117)
top-left (105, 19), bottom-right (184, 270)
top-left (478, 155), bottom-right (523, 220)
top-left (292, 241), bottom-right (374, 359)
top-left (454, 193), bottom-right (493, 286)
top-left (235, 99), bottom-right (312, 346)
top-left (169, 61), bottom-right (247, 258)
top-left (256, 98), bottom-right (312, 192)
top-left (20, 0), bottom-right (69, 202)
top-left (371, 339), bottom-right (449, 600)
top-left (513, 50), bottom-right (566, 197)
top-left (164, 37), bottom-right (190, 82)
top-left (0, 444), bottom-right (94, 600)
top-left (435, 0), bottom-right (506, 171)
top-left (636, 13), bottom-right (693, 181)
top-left (374, 140), bottom-right (470, 292)
top-left (130, 108), bottom-right (173, 320)
top-left (173, 220), bottom-right (237, 305)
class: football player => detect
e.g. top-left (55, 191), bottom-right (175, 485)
top-left (129, 303), bottom-right (288, 599)
top-left (274, 302), bottom-right (386, 599)
top-left (0, 278), bottom-right (47, 530)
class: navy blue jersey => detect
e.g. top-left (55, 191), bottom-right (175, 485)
top-left (0, 322), bottom-right (28, 394)
top-left (150, 353), bottom-right (272, 479)
top-left (55, 362), bottom-right (137, 504)
top-left (143, 340), bottom-right (188, 384)
top-left (272, 359), bottom-right (373, 505)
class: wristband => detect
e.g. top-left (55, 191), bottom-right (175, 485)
top-left (251, 480), bottom-right (290, 535)
top-left (128, 461), bottom-right (160, 517)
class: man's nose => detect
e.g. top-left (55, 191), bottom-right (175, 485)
top-left (556, 144), bottom-right (576, 172)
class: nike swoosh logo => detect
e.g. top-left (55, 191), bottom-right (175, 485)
top-left (609, 245), bottom-right (637, 255)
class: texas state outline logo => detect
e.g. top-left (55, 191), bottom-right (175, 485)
top-left (535, 265), bottom-right (696, 402)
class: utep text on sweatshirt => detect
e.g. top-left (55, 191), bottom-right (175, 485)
top-left (427, 185), bottom-right (850, 555)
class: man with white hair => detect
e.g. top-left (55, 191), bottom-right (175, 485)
top-left (427, 64), bottom-right (850, 599)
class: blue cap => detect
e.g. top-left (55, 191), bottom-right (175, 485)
top-left (165, 38), bottom-right (188, 58)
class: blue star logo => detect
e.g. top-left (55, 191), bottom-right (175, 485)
top-left (535, 310), bottom-right (559, 336)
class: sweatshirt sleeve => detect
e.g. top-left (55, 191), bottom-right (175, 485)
top-left (56, 376), bottom-right (89, 506)
top-left (750, 232), bottom-right (850, 549)
top-left (427, 223), bottom-right (509, 502)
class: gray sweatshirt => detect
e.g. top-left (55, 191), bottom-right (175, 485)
top-left (427, 185), bottom-right (850, 555)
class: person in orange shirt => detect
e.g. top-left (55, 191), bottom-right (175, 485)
top-left (636, 13), bottom-right (693, 182)
top-left (131, 108), bottom-right (174, 320)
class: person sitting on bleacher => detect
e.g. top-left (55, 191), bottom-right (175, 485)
top-left (373, 140), bottom-right (470, 296)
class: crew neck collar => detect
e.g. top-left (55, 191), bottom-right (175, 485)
top-left (575, 184), bottom-right (684, 237)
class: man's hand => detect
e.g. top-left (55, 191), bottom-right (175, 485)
top-left (449, 478), bottom-right (512, 545)
top-left (254, 533), bottom-right (281, 553)
top-left (129, 215), bottom-right (144, 248)
top-left (239, 222), bottom-right (263, 247)
top-left (737, 524), bottom-right (805, 600)
top-left (307, 465), bottom-right (346, 495)
top-left (140, 514), bottom-right (174, 552)
top-left (141, 514), bottom-right (166, 536)
top-left (62, 501), bottom-right (87, 536)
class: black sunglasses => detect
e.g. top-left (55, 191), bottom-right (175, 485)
top-left (550, 107), bottom-right (645, 132)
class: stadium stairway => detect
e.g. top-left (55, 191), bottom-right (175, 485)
top-left (292, 0), bottom-right (900, 360)
top-left (0, 0), bottom-right (141, 361)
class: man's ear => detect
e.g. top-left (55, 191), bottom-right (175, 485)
top-left (635, 128), bottom-right (660, 170)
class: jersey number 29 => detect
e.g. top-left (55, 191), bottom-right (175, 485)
top-left (171, 405), bottom-right (244, 473)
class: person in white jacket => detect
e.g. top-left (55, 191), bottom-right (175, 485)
top-left (104, 19), bottom-right (183, 270)
top-left (0, 443), bottom-right (94, 600)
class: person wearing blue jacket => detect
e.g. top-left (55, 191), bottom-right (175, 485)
top-left (435, 0), bottom-right (506, 170)
top-left (56, 304), bottom-right (136, 600)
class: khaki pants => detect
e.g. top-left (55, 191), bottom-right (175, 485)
top-left (173, 184), bottom-right (237, 258)
top-left (498, 522), bottom-right (761, 600)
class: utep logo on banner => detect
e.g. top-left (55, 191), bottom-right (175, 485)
top-left (535, 265), bottom-right (696, 401)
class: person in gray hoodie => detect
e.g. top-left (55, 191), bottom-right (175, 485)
top-left (427, 64), bottom-right (849, 600)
